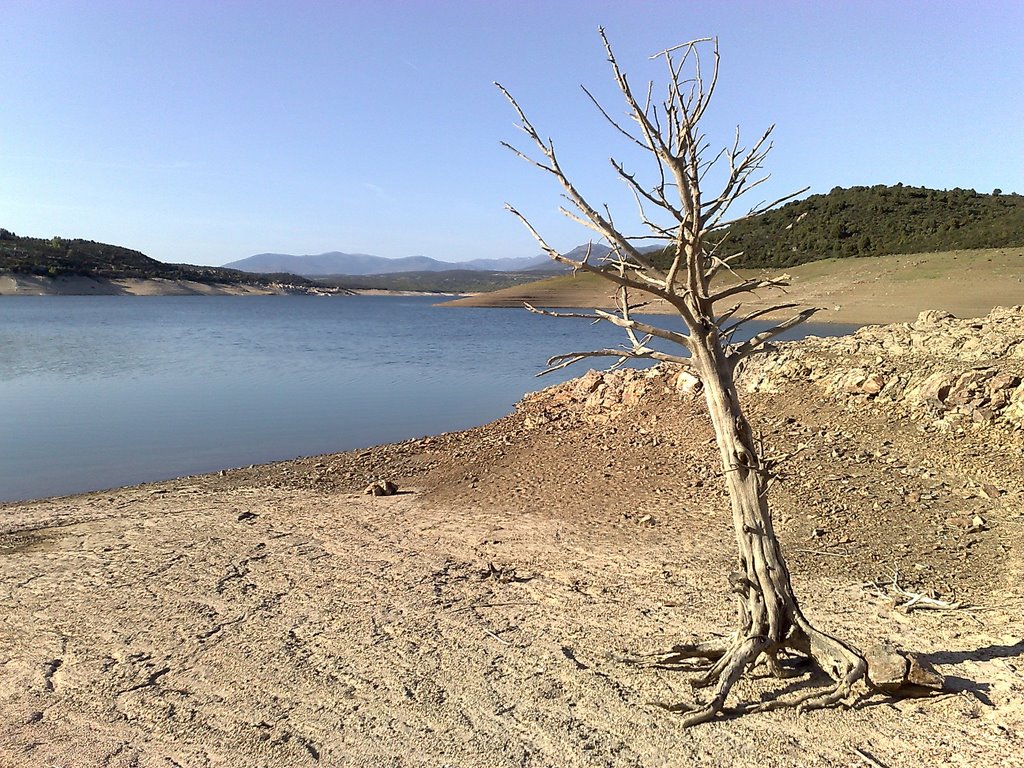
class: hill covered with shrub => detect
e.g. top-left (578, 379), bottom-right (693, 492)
top-left (708, 184), bottom-right (1024, 268)
top-left (0, 229), bottom-right (313, 288)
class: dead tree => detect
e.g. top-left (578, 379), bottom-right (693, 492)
top-left (498, 29), bottom-right (868, 725)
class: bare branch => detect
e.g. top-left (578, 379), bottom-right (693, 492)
top-left (504, 204), bottom-right (696, 320)
top-left (497, 81), bottom-right (665, 277)
top-left (498, 140), bottom-right (554, 175)
top-left (707, 273), bottom-right (793, 306)
top-left (729, 307), bottom-right (820, 361)
top-left (715, 302), bottom-right (743, 326)
top-left (524, 303), bottom-right (603, 323)
top-left (703, 248), bottom-right (745, 282)
top-left (540, 347), bottom-right (692, 376)
top-left (610, 158), bottom-right (684, 224)
top-left (721, 303), bottom-right (800, 340)
top-left (700, 124), bottom-right (776, 227)
top-left (706, 186), bottom-right (810, 232)
top-left (581, 85), bottom-right (647, 150)
top-left (594, 309), bottom-right (691, 350)
top-left (649, 38), bottom-right (715, 60)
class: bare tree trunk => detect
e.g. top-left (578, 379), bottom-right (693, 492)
top-left (667, 330), bottom-right (867, 725)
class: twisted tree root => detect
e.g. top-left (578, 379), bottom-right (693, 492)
top-left (620, 638), bottom-right (729, 669)
top-left (629, 620), bottom-right (868, 725)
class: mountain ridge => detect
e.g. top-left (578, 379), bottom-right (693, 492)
top-left (222, 244), bottom-right (616, 276)
top-left (222, 251), bottom-right (553, 276)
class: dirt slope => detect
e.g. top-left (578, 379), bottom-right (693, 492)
top-left (444, 247), bottom-right (1024, 325)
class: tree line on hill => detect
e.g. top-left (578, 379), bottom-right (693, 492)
top-left (0, 230), bottom-right (315, 288)
top-left (694, 184), bottom-right (1024, 269)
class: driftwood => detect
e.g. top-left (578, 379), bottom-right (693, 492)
top-left (862, 568), bottom-right (969, 612)
top-left (500, 29), bottom-right (870, 724)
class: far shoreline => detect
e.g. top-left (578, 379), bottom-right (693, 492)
top-left (0, 272), bottom-right (464, 299)
top-left (441, 247), bottom-right (1024, 327)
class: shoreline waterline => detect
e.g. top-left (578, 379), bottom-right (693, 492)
top-left (1, 294), bottom-right (860, 504)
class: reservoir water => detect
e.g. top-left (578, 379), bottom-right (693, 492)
top-left (1, 296), bottom-right (857, 502)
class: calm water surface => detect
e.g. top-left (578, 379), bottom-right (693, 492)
top-left (1, 296), bottom-right (857, 502)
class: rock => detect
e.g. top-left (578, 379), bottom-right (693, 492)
top-left (905, 653), bottom-right (946, 693)
top-left (674, 370), bottom-right (702, 396)
top-left (863, 643), bottom-right (908, 691)
top-left (622, 378), bottom-right (649, 406)
top-left (879, 375), bottom-right (907, 400)
top-left (584, 384), bottom-right (608, 411)
top-left (989, 372), bottom-right (1021, 392)
top-left (571, 370), bottom-right (603, 400)
top-left (523, 414), bottom-right (550, 430)
top-left (914, 309), bottom-right (955, 326)
top-left (864, 643), bottom-right (946, 695)
top-left (978, 483), bottom-right (1002, 500)
top-left (914, 372), bottom-right (956, 407)
top-left (990, 390), bottom-right (1011, 409)
top-left (364, 480), bottom-right (399, 496)
top-left (947, 370), bottom-right (996, 406)
top-left (837, 368), bottom-right (869, 394)
top-left (860, 373), bottom-right (886, 395)
top-left (972, 407), bottom-right (995, 423)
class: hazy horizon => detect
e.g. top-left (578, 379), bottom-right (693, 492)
top-left (2, 1), bottom-right (1021, 268)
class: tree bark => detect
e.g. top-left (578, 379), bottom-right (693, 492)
top-left (670, 328), bottom-right (867, 725)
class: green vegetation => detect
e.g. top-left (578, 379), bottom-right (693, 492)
top-left (696, 184), bottom-right (1024, 268)
top-left (0, 229), bottom-right (315, 288)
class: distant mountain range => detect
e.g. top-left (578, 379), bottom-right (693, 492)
top-left (221, 244), bottom-right (614, 277)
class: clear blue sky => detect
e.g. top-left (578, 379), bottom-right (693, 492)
top-left (2, 0), bottom-right (1021, 266)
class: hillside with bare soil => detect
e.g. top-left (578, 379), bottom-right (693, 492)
top-left (445, 247), bottom-right (1024, 326)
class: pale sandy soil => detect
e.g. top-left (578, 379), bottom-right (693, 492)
top-left (445, 247), bottom-right (1024, 325)
top-left (0, 274), bottom-right (302, 296)
top-left (348, 289), bottom-right (462, 297)
top-left (0, 274), bottom-right (448, 298)
top-left (2, 312), bottom-right (1023, 767)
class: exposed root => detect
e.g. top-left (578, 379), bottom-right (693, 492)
top-left (690, 648), bottom-right (734, 689)
top-left (758, 649), bottom-right (806, 680)
top-left (637, 620), bottom-right (868, 725)
top-left (674, 635), bottom-right (771, 726)
top-left (620, 638), bottom-right (728, 669)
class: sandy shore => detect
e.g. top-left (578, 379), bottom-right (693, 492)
top-left (0, 273), bottom-right (461, 298)
top-left (0, 274), bottom-right (314, 296)
top-left (444, 247), bottom-right (1024, 326)
top-left (2, 310), bottom-right (1023, 767)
